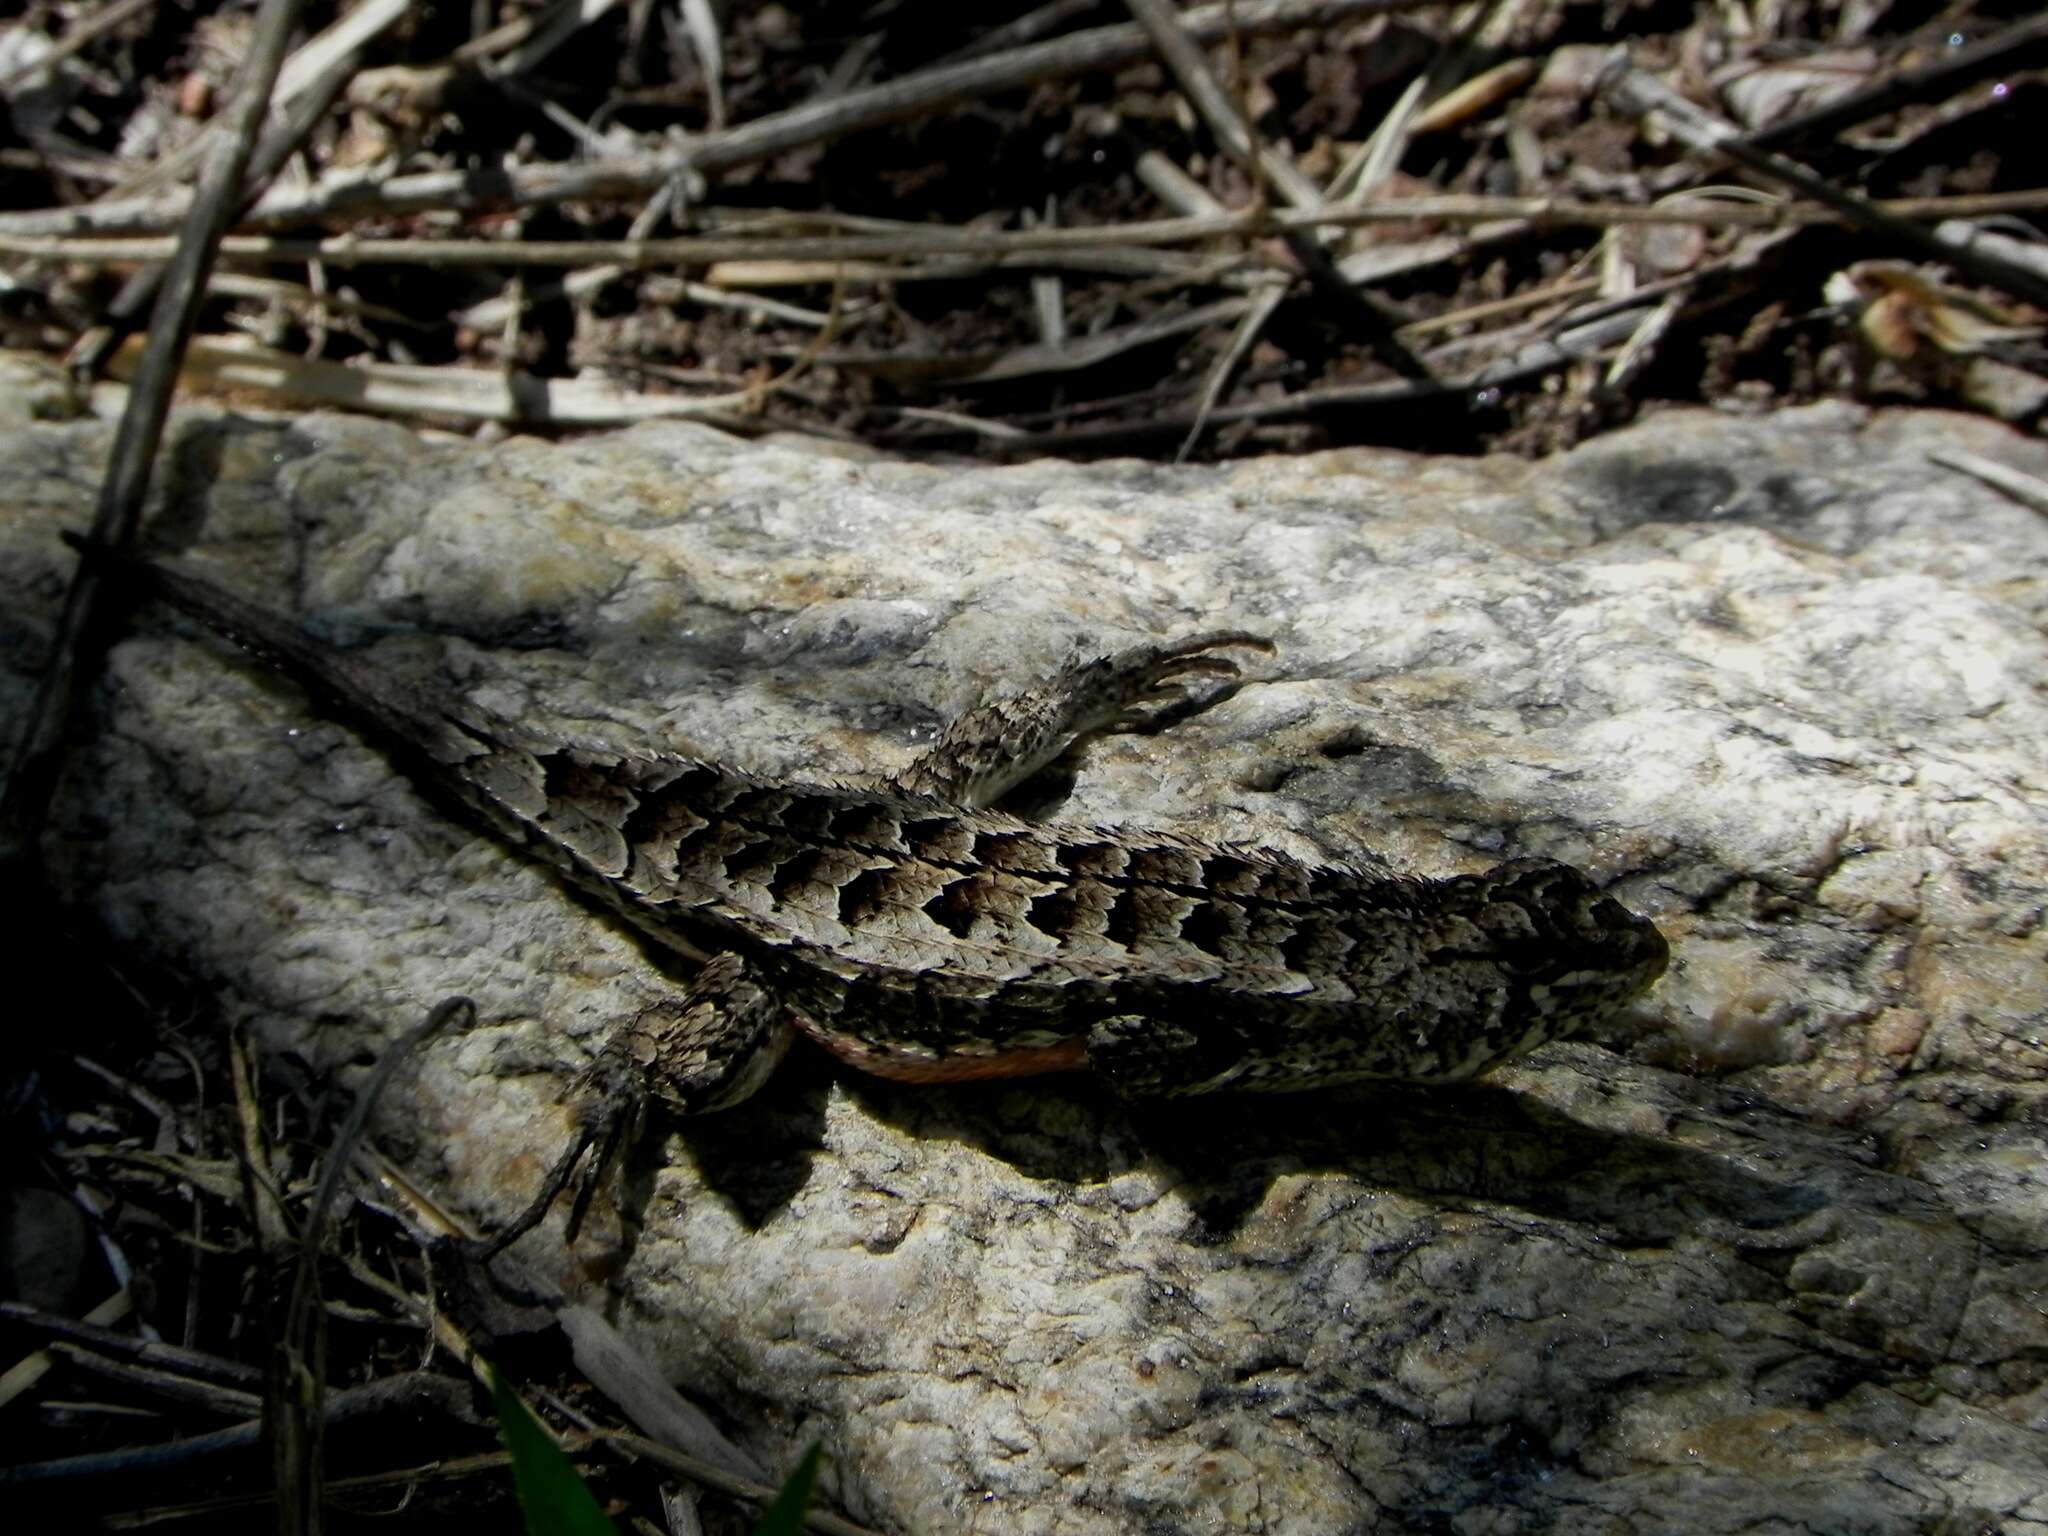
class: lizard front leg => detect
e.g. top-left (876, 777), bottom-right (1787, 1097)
top-left (478, 954), bottom-right (793, 1255)
top-left (890, 630), bottom-right (1273, 809)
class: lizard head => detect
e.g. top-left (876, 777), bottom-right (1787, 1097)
top-left (1084, 853), bottom-right (1672, 1097)
top-left (1477, 857), bottom-right (1670, 1037)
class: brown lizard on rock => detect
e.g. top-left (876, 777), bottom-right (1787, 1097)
top-left (76, 540), bottom-right (1669, 1245)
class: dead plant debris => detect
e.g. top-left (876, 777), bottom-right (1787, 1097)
top-left (3, 2), bottom-right (2045, 1531)
top-left (0, 0), bottom-right (2040, 457)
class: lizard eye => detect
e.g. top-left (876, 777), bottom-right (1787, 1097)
top-left (1480, 862), bottom-right (1668, 1000)
top-left (1559, 892), bottom-right (1669, 1003)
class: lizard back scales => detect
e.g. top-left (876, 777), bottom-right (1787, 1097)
top-left (87, 542), bottom-right (1668, 1109)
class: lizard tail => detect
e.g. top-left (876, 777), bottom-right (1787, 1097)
top-left (65, 531), bottom-right (497, 766)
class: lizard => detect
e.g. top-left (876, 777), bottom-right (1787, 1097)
top-left (73, 538), bottom-right (1670, 1244)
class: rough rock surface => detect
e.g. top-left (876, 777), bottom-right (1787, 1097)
top-left (3, 351), bottom-right (2044, 1533)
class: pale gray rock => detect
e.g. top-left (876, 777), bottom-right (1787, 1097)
top-left (3, 347), bottom-right (2044, 1533)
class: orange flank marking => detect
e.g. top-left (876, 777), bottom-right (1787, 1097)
top-left (791, 1019), bottom-right (1090, 1083)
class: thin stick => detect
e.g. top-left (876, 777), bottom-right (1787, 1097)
top-left (1601, 60), bottom-right (2048, 312)
top-left (69, 38), bottom-right (373, 376)
top-left (0, 0), bottom-right (309, 873)
top-left (1745, 12), bottom-right (2048, 151)
top-left (1123, 0), bottom-right (1427, 420)
top-left (991, 308), bottom-right (1648, 453)
top-left (0, 0), bottom-right (1444, 239)
top-left (11, 189), bottom-right (2042, 268)
top-left (0, 0), bottom-right (158, 97)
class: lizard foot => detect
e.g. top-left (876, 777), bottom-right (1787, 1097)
top-left (1087, 629), bottom-right (1276, 735)
top-left (467, 954), bottom-right (793, 1259)
top-left (892, 629), bottom-right (1275, 807)
top-left (466, 1053), bottom-right (647, 1261)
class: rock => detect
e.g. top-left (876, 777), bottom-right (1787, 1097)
top-left (4, 352), bottom-right (2043, 1531)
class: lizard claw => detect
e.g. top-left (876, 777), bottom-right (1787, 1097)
top-left (463, 959), bottom-right (782, 1260)
top-left (465, 1055), bottom-right (645, 1261)
top-left (1143, 630), bottom-right (1277, 673)
top-left (1096, 630), bottom-right (1275, 733)
top-left (892, 628), bottom-right (1279, 807)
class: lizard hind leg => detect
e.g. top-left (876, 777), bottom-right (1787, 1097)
top-left (891, 630), bottom-right (1275, 809)
top-left (474, 953), bottom-right (795, 1257)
